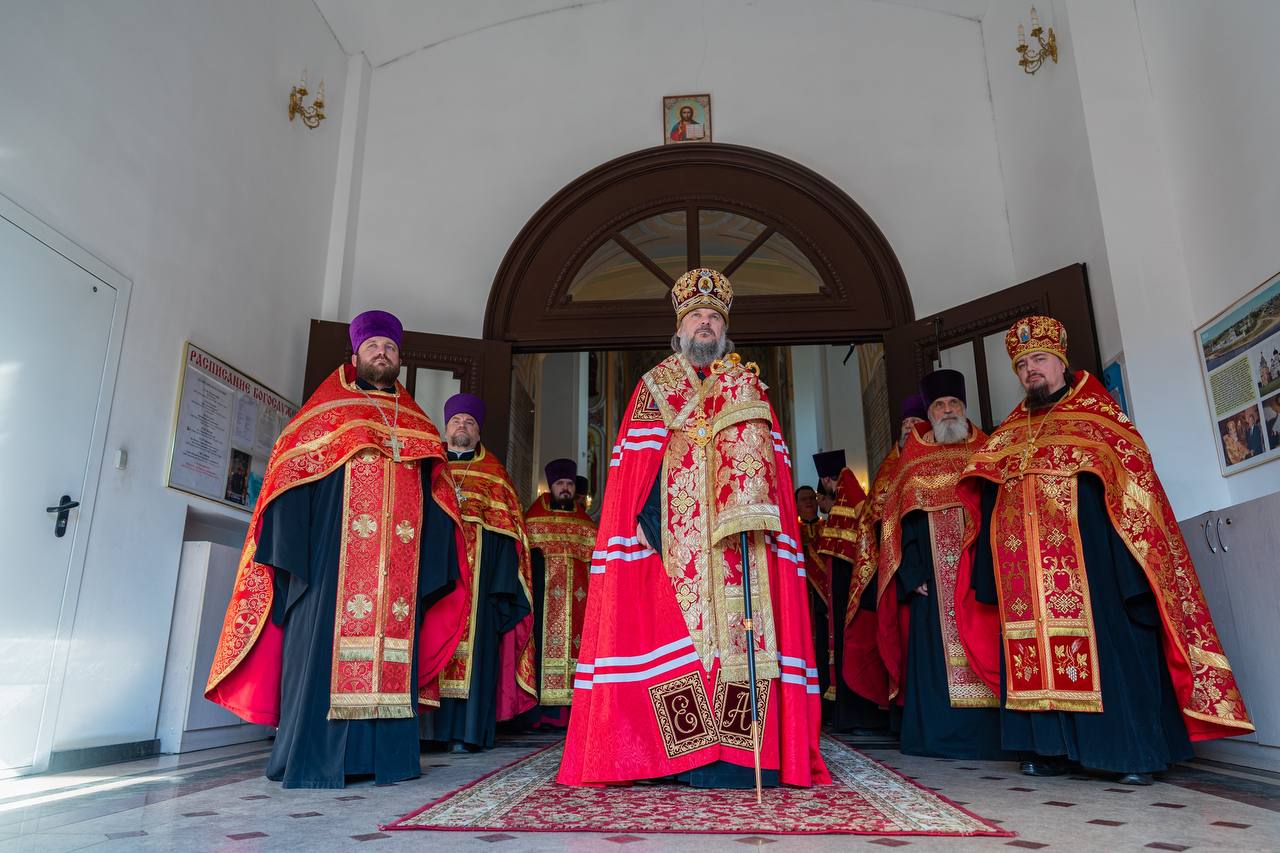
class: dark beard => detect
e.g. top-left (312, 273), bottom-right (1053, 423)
top-left (1025, 382), bottom-right (1055, 409)
top-left (356, 357), bottom-right (399, 388)
top-left (550, 497), bottom-right (575, 511)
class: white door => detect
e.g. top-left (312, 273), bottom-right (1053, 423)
top-left (0, 204), bottom-right (123, 772)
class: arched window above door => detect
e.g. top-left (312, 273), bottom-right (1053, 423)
top-left (567, 208), bottom-right (824, 302)
top-left (487, 143), bottom-right (912, 348)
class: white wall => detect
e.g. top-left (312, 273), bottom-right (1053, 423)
top-left (981, 0), bottom-right (1120, 363)
top-left (347, 0), bottom-right (1017, 335)
top-left (981, 0), bottom-right (1280, 517)
top-left (1134, 0), bottom-right (1280, 508)
top-left (0, 1), bottom-right (346, 751)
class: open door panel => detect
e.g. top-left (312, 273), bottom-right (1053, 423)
top-left (883, 264), bottom-right (1101, 432)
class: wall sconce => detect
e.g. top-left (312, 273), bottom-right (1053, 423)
top-left (1016, 6), bottom-right (1058, 75)
top-left (288, 69), bottom-right (326, 129)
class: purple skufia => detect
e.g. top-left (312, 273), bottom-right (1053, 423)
top-left (812, 449), bottom-right (846, 480)
top-left (919, 369), bottom-right (967, 406)
top-left (901, 392), bottom-right (928, 421)
top-left (349, 310), bottom-right (403, 351)
top-left (545, 457), bottom-right (577, 487)
top-left (443, 392), bottom-right (486, 429)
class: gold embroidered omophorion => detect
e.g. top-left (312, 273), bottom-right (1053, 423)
top-left (647, 352), bottom-right (781, 683)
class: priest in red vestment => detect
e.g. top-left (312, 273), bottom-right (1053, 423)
top-left (835, 393), bottom-right (929, 714)
top-left (558, 268), bottom-right (828, 788)
top-left (813, 451), bottom-right (887, 733)
top-left (959, 316), bottom-right (1254, 784)
top-left (426, 393), bottom-right (537, 752)
top-left (874, 369), bottom-right (1005, 759)
top-left (205, 310), bottom-right (470, 788)
top-left (522, 458), bottom-right (597, 727)
top-left (795, 485), bottom-right (830, 701)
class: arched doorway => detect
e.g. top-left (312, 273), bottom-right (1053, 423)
top-left (486, 143), bottom-right (913, 349)
top-left (304, 144), bottom-right (1098, 484)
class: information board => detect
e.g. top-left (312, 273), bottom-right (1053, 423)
top-left (167, 343), bottom-right (298, 511)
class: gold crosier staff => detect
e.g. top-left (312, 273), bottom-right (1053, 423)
top-left (738, 529), bottom-right (764, 804)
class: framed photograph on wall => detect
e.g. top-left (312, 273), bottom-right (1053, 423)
top-left (663, 94), bottom-right (712, 144)
top-left (1195, 270), bottom-right (1280, 475)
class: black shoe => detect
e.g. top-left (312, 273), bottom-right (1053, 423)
top-left (1116, 772), bottom-right (1153, 786)
top-left (1020, 760), bottom-right (1068, 777)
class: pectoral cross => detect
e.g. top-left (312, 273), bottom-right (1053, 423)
top-left (384, 433), bottom-right (404, 462)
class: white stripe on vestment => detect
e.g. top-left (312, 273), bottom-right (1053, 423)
top-left (777, 654), bottom-right (807, 670)
top-left (605, 535), bottom-right (646, 547)
top-left (626, 426), bottom-right (668, 437)
top-left (776, 533), bottom-right (799, 549)
top-left (797, 567), bottom-right (807, 577)
top-left (593, 636), bottom-right (694, 670)
top-left (621, 440), bottom-right (664, 451)
top-left (781, 673), bottom-right (806, 687)
top-left (574, 679), bottom-right (593, 690)
top-left (590, 564), bottom-right (606, 574)
top-left (576, 662), bottom-right (595, 673)
top-left (591, 652), bottom-right (700, 684)
top-left (596, 549), bottom-right (654, 562)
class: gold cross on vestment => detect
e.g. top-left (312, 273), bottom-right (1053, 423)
top-left (384, 433), bottom-right (404, 462)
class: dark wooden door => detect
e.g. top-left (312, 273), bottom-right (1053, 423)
top-left (883, 264), bottom-right (1102, 432)
top-left (304, 320), bottom-right (514, 462)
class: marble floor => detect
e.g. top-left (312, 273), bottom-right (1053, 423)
top-left (1, 732), bottom-right (1276, 853)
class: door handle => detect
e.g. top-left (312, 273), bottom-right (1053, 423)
top-left (1215, 516), bottom-right (1231, 553)
top-left (1203, 518), bottom-right (1217, 553)
top-left (45, 495), bottom-right (79, 538)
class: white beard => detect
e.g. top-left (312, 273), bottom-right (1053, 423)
top-left (931, 415), bottom-right (969, 445)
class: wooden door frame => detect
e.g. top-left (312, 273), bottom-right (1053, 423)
top-left (485, 143), bottom-right (914, 351)
top-left (883, 264), bottom-right (1102, 432)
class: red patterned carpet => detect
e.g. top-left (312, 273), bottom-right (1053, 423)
top-left (384, 736), bottom-right (1012, 836)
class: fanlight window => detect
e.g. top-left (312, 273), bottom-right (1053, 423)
top-left (567, 209), bottom-right (823, 302)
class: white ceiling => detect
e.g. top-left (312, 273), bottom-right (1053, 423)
top-left (312, 0), bottom-right (994, 68)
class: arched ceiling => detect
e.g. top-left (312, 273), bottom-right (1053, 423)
top-left (312, 0), bottom-right (995, 68)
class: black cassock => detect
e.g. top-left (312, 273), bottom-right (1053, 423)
top-left (423, 448), bottom-right (531, 750)
top-left (894, 511), bottom-right (1006, 760)
top-left (256, 458), bottom-right (459, 789)
top-left (972, 424), bottom-right (1194, 773)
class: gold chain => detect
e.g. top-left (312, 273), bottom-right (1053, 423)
top-left (1018, 394), bottom-right (1066, 476)
top-left (356, 385), bottom-right (401, 461)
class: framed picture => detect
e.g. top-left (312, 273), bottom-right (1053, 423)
top-left (663, 94), bottom-right (712, 144)
top-left (1194, 270), bottom-right (1280, 475)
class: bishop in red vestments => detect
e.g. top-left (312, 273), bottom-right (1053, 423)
top-left (558, 269), bottom-right (828, 788)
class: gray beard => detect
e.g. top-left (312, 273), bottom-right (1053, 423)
top-left (677, 333), bottom-right (730, 366)
top-left (931, 416), bottom-right (969, 445)
top-left (447, 433), bottom-right (475, 451)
